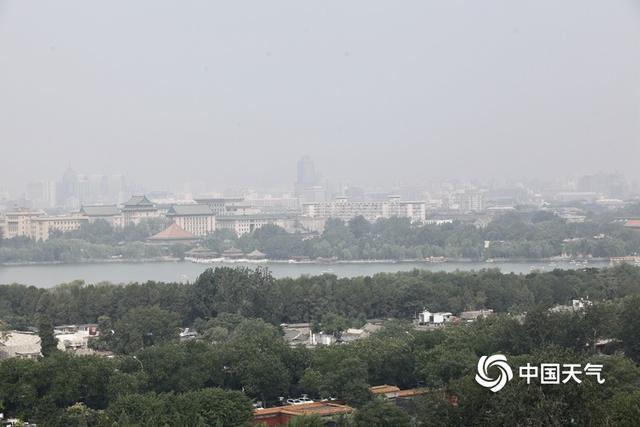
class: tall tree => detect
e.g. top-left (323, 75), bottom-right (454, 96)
top-left (38, 317), bottom-right (58, 357)
top-left (620, 295), bottom-right (640, 362)
top-left (353, 399), bottom-right (411, 427)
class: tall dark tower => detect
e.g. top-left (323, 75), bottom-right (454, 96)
top-left (294, 156), bottom-right (320, 197)
top-left (56, 167), bottom-right (79, 207)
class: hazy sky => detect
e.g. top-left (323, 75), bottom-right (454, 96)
top-left (1, 1), bottom-right (639, 193)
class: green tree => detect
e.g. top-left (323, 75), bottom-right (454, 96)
top-left (286, 414), bottom-right (326, 427)
top-left (321, 357), bottom-right (372, 407)
top-left (38, 317), bottom-right (58, 357)
top-left (112, 306), bottom-right (180, 354)
top-left (604, 391), bottom-right (640, 427)
top-left (352, 399), bottom-right (411, 427)
top-left (620, 295), bottom-right (640, 362)
top-left (318, 312), bottom-right (351, 339)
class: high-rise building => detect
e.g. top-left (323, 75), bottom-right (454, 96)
top-left (294, 156), bottom-right (325, 202)
top-left (55, 169), bottom-right (129, 209)
top-left (454, 191), bottom-right (484, 212)
top-left (56, 167), bottom-right (79, 208)
top-left (26, 181), bottom-right (56, 209)
top-left (578, 173), bottom-right (628, 198)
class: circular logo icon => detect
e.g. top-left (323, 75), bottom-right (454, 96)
top-left (475, 354), bottom-right (513, 392)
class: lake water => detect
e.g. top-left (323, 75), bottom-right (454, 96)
top-left (0, 260), bottom-right (610, 288)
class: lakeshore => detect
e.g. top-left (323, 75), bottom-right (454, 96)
top-left (0, 259), bottom-right (611, 288)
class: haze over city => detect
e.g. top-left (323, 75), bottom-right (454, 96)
top-left (1, 0), bottom-right (639, 193)
top-left (4, 2), bottom-right (640, 426)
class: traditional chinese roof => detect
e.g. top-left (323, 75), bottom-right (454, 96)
top-left (185, 247), bottom-right (220, 258)
top-left (148, 223), bottom-right (198, 241)
top-left (246, 249), bottom-right (266, 259)
top-left (624, 219), bottom-right (640, 229)
top-left (254, 402), bottom-right (353, 418)
top-left (123, 195), bottom-right (155, 210)
top-left (79, 205), bottom-right (121, 216)
top-left (222, 247), bottom-right (244, 257)
top-left (167, 204), bottom-right (214, 216)
top-left (370, 385), bottom-right (401, 395)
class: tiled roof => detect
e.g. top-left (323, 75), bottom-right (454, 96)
top-left (222, 247), bottom-right (244, 255)
top-left (216, 213), bottom-right (292, 221)
top-left (124, 195), bottom-right (154, 207)
top-left (624, 219), bottom-right (640, 228)
top-left (167, 204), bottom-right (214, 216)
top-left (396, 388), bottom-right (429, 398)
top-left (149, 223), bottom-right (198, 241)
top-left (80, 205), bottom-right (121, 216)
top-left (370, 385), bottom-right (401, 395)
top-left (254, 402), bottom-right (353, 418)
top-left (0, 331), bottom-right (41, 357)
top-left (247, 249), bottom-right (266, 258)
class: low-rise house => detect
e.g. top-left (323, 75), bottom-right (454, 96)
top-left (459, 309), bottom-right (494, 322)
top-left (179, 328), bottom-right (198, 341)
top-left (310, 332), bottom-right (336, 346)
top-left (370, 385), bottom-right (402, 399)
top-left (55, 324), bottom-right (98, 355)
top-left (282, 324), bottom-right (312, 347)
top-left (282, 322), bottom-right (381, 347)
top-left (0, 331), bottom-right (41, 360)
top-left (0, 413), bottom-right (38, 426)
top-left (623, 219), bottom-right (640, 230)
top-left (253, 402), bottom-right (353, 426)
top-left (370, 384), bottom-right (429, 401)
top-left (550, 298), bottom-right (592, 313)
top-left (418, 310), bottom-right (453, 325)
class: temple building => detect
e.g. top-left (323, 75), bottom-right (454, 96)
top-left (147, 222), bottom-right (199, 245)
top-left (122, 195), bottom-right (159, 225)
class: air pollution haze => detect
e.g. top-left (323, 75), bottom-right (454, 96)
top-left (0, 0), bottom-right (638, 192)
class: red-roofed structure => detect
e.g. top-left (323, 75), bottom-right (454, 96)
top-left (253, 402), bottom-right (353, 426)
top-left (148, 223), bottom-right (199, 243)
top-left (624, 219), bottom-right (640, 229)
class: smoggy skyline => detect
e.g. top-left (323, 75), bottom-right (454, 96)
top-left (1, 1), bottom-right (639, 193)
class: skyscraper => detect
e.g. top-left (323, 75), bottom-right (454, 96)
top-left (294, 156), bottom-right (326, 202)
top-left (294, 156), bottom-right (320, 196)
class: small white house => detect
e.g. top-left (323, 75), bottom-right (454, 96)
top-left (418, 309), bottom-right (453, 325)
top-left (572, 299), bottom-right (592, 311)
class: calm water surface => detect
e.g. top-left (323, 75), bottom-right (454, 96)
top-left (0, 260), bottom-right (609, 288)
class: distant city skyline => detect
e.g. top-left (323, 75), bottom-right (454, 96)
top-left (1, 1), bottom-right (639, 193)
top-left (2, 158), bottom-right (637, 211)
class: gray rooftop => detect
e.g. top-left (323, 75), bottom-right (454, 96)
top-left (123, 195), bottom-right (154, 207)
top-left (80, 205), bottom-right (121, 216)
top-left (216, 213), bottom-right (293, 221)
top-left (167, 204), bottom-right (214, 216)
